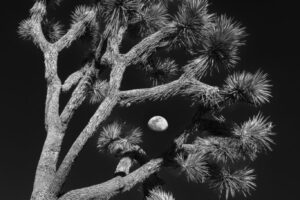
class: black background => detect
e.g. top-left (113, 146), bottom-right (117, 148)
top-left (1, 0), bottom-right (300, 199)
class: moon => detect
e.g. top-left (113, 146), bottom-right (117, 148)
top-left (147, 116), bottom-right (168, 132)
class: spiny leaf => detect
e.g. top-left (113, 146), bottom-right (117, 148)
top-left (42, 19), bottom-right (65, 42)
top-left (109, 126), bottom-right (143, 154)
top-left (159, 0), bottom-right (174, 7)
top-left (184, 82), bottom-right (221, 107)
top-left (97, 122), bottom-right (123, 151)
top-left (194, 137), bottom-right (238, 163)
top-left (223, 70), bottom-right (272, 106)
top-left (102, 0), bottom-right (141, 34)
top-left (209, 167), bottom-right (256, 199)
top-left (200, 15), bottom-right (247, 71)
top-left (175, 152), bottom-right (209, 183)
top-left (49, 22), bottom-right (64, 42)
top-left (130, 2), bottom-right (169, 37)
top-left (71, 5), bottom-right (95, 24)
top-left (125, 127), bottom-right (143, 145)
top-left (141, 0), bottom-right (174, 8)
top-left (145, 58), bottom-right (178, 86)
top-left (108, 138), bottom-right (133, 154)
top-left (146, 187), bottom-right (175, 200)
top-left (170, 0), bottom-right (213, 49)
top-left (233, 113), bottom-right (275, 160)
top-left (183, 56), bottom-right (208, 80)
top-left (18, 19), bottom-right (33, 40)
top-left (30, 1), bottom-right (47, 17)
top-left (67, 5), bottom-right (96, 42)
top-left (88, 80), bottom-right (109, 104)
top-left (98, 122), bottom-right (144, 154)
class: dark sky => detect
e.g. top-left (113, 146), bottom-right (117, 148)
top-left (1, 0), bottom-right (300, 199)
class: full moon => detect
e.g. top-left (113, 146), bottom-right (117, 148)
top-left (147, 116), bottom-right (168, 132)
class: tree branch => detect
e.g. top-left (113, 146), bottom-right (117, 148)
top-left (58, 158), bottom-right (164, 200)
top-left (114, 143), bottom-right (148, 176)
top-left (53, 52), bottom-right (126, 192)
top-left (60, 63), bottom-right (96, 130)
top-left (29, 1), bottom-right (50, 51)
top-left (115, 157), bottom-right (134, 176)
top-left (51, 96), bottom-right (119, 195)
top-left (31, 48), bottom-right (63, 200)
top-left (55, 8), bottom-right (97, 51)
top-left (123, 22), bottom-right (177, 66)
top-left (61, 70), bottom-right (84, 93)
top-left (118, 76), bottom-right (221, 107)
top-left (101, 26), bottom-right (127, 66)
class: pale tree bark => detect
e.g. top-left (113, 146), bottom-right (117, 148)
top-left (58, 159), bottom-right (163, 200)
top-left (21, 1), bottom-right (241, 200)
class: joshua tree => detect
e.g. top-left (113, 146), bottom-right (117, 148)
top-left (19, 0), bottom-right (275, 200)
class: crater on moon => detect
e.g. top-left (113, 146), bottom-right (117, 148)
top-left (147, 116), bottom-right (168, 132)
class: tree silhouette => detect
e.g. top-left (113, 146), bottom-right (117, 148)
top-left (19, 0), bottom-right (275, 200)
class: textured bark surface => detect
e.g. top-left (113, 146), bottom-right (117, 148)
top-left (58, 159), bottom-right (163, 200)
top-left (60, 63), bottom-right (96, 130)
top-left (115, 157), bottom-right (134, 176)
top-left (31, 46), bottom-right (63, 200)
top-left (119, 76), bottom-right (220, 106)
top-left (21, 1), bottom-right (266, 200)
top-left (50, 96), bottom-right (119, 195)
top-left (25, 10), bottom-right (183, 198)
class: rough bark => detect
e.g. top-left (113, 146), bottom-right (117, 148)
top-left (58, 159), bottom-right (164, 200)
top-left (124, 23), bottom-right (177, 65)
top-left (61, 70), bottom-right (84, 92)
top-left (115, 157), bottom-right (134, 176)
top-left (50, 25), bottom-right (128, 196)
top-left (32, 47), bottom-right (63, 200)
top-left (54, 8), bottom-right (96, 51)
top-left (23, 1), bottom-right (230, 200)
top-left (27, 2), bottom-right (98, 199)
top-left (50, 96), bottom-right (119, 195)
top-left (60, 63), bottom-right (96, 130)
top-left (119, 76), bottom-right (220, 106)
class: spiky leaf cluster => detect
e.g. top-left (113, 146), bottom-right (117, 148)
top-left (175, 152), bottom-right (209, 183)
top-left (130, 2), bottom-right (169, 37)
top-left (209, 167), bottom-right (256, 199)
top-left (125, 127), bottom-right (143, 144)
top-left (102, 0), bottom-right (141, 34)
top-left (190, 113), bottom-right (275, 162)
top-left (141, 0), bottom-right (174, 8)
top-left (183, 57), bottom-right (209, 80)
top-left (71, 5), bottom-right (95, 24)
top-left (97, 122), bottom-right (122, 151)
top-left (68, 5), bottom-right (96, 41)
top-left (186, 83), bottom-right (221, 107)
top-left (30, 1), bottom-right (47, 17)
top-left (146, 187), bottom-right (175, 200)
top-left (145, 58), bottom-right (178, 86)
top-left (233, 114), bottom-right (275, 160)
top-left (200, 15), bottom-right (246, 71)
top-left (97, 122), bottom-right (143, 155)
top-left (171, 0), bottom-right (213, 49)
top-left (193, 137), bottom-right (237, 163)
top-left (42, 20), bottom-right (64, 42)
top-left (18, 19), bottom-right (33, 40)
top-left (88, 80), bottom-right (109, 104)
top-left (223, 70), bottom-right (272, 106)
